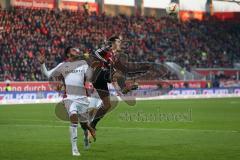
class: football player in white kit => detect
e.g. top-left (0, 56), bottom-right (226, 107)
top-left (38, 47), bottom-right (101, 156)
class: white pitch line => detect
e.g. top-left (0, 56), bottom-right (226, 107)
top-left (0, 118), bottom-right (68, 123)
top-left (230, 101), bottom-right (240, 104)
top-left (0, 124), bottom-right (68, 128)
top-left (0, 124), bottom-right (238, 133)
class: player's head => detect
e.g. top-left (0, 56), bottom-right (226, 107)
top-left (108, 35), bottom-right (122, 51)
top-left (64, 46), bottom-right (80, 61)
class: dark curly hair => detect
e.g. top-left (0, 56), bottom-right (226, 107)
top-left (64, 46), bottom-right (73, 58)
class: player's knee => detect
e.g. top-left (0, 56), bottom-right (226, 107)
top-left (70, 114), bottom-right (78, 124)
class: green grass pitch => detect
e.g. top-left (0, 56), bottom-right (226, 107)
top-left (0, 98), bottom-right (240, 160)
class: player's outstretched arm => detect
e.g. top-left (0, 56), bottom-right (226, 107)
top-left (38, 53), bottom-right (63, 79)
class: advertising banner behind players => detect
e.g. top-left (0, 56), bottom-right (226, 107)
top-left (11, 0), bottom-right (56, 9)
top-left (60, 0), bottom-right (98, 12)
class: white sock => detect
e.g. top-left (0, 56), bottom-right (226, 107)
top-left (70, 123), bottom-right (78, 150)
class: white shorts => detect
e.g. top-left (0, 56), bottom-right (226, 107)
top-left (64, 97), bottom-right (102, 122)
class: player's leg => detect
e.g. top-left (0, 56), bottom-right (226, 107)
top-left (91, 69), bottom-right (112, 129)
top-left (65, 100), bottom-right (80, 156)
top-left (113, 71), bottom-right (138, 94)
top-left (79, 122), bottom-right (90, 149)
top-left (69, 113), bottom-right (80, 156)
top-left (77, 98), bottom-right (99, 147)
top-left (90, 85), bottom-right (111, 130)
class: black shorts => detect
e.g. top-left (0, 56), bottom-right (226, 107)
top-left (92, 68), bottom-right (111, 97)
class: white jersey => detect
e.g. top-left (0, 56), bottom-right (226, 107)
top-left (41, 60), bottom-right (92, 99)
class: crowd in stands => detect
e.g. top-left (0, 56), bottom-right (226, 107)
top-left (0, 7), bottom-right (239, 81)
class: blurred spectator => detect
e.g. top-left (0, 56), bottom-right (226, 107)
top-left (83, 2), bottom-right (90, 15)
top-left (5, 83), bottom-right (12, 91)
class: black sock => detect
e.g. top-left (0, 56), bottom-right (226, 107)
top-left (90, 105), bottom-right (109, 129)
top-left (91, 117), bottom-right (102, 130)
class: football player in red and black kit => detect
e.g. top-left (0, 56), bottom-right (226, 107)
top-left (90, 35), bottom-right (147, 130)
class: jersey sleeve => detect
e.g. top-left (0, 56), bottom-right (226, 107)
top-left (93, 46), bottom-right (110, 63)
top-left (41, 62), bottom-right (63, 79)
top-left (84, 64), bottom-right (93, 82)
